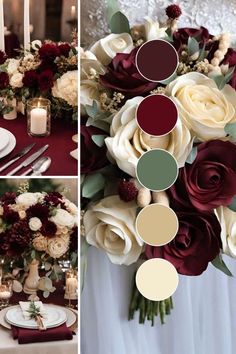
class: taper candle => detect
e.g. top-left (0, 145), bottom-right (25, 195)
top-left (0, 0), bottom-right (5, 52)
top-left (24, 0), bottom-right (30, 50)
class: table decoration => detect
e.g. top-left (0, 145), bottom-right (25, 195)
top-left (23, 259), bottom-right (40, 295)
top-left (27, 98), bottom-right (51, 137)
top-left (64, 270), bottom-right (78, 305)
top-left (0, 280), bottom-right (12, 309)
top-left (81, 1), bottom-right (236, 326)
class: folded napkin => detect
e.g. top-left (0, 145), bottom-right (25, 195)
top-left (19, 301), bottom-right (47, 330)
top-left (11, 323), bottom-right (73, 344)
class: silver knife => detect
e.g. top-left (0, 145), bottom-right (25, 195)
top-left (0, 143), bottom-right (35, 173)
top-left (21, 156), bottom-right (51, 176)
top-left (7, 144), bottom-right (49, 176)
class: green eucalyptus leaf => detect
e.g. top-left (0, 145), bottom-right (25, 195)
top-left (227, 195), bottom-right (236, 212)
top-left (85, 100), bottom-right (98, 118)
top-left (158, 72), bottom-right (177, 85)
top-left (186, 146), bottom-right (198, 164)
top-left (187, 37), bottom-right (199, 56)
top-left (109, 11), bottom-right (130, 34)
top-left (213, 75), bottom-right (227, 90)
top-left (211, 255), bottom-right (233, 277)
top-left (224, 122), bottom-right (236, 140)
top-left (224, 66), bottom-right (235, 84)
top-left (82, 173), bottom-right (105, 198)
top-left (198, 44), bottom-right (206, 61)
top-left (92, 134), bottom-right (106, 147)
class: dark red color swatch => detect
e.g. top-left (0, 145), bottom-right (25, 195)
top-left (136, 40), bottom-right (178, 82)
top-left (136, 95), bottom-right (178, 136)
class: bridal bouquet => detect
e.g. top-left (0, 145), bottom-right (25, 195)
top-left (0, 35), bottom-right (78, 120)
top-left (81, 2), bottom-right (236, 325)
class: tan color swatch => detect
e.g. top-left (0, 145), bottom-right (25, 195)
top-left (136, 259), bottom-right (179, 301)
top-left (136, 203), bottom-right (179, 246)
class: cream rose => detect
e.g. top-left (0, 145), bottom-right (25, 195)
top-left (52, 71), bottom-right (78, 107)
top-left (29, 217), bottom-right (42, 231)
top-left (105, 97), bottom-right (193, 177)
top-left (33, 235), bottom-right (48, 252)
top-left (167, 72), bottom-right (236, 140)
top-left (16, 193), bottom-right (40, 207)
top-left (90, 33), bottom-right (134, 65)
top-left (51, 209), bottom-right (75, 228)
top-left (84, 196), bottom-right (143, 265)
top-left (7, 58), bottom-right (20, 75)
top-left (47, 237), bottom-right (69, 258)
top-left (216, 207), bottom-right (236, 258)
top-left (144, 17), bottom-right (167, 40)
top-left (10, 72), bottom-right (23, 88)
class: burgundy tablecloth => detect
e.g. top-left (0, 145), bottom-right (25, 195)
top-left (0, 115), bottom-right (78, 176)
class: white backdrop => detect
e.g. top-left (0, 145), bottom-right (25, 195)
top-left (81, 247), bottom-right (236, 354)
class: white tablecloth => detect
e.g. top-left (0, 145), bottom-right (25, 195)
top-left (81, 247), bottom-right (236, 354)
top-left (0, 327), bottom-right (78, 354)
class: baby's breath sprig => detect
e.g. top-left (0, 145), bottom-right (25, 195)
top-left (17, 181), bottom-right (29, 195)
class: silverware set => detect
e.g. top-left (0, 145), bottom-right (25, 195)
top-left (0, 144), bottom-right (51, 176)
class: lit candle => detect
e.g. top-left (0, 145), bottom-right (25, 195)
top-left (24, 0), bottom-right (30, 50)
top-left (30, 107), bottom-right (47, 135)
top-left (0, 0), bottom-right (5, 52)
top-left (66, 276), bottom-right (77, 294)
top-left (0, 290), bottom-right (10, 299)
top-left (71, 5), bottom-right (76, 20)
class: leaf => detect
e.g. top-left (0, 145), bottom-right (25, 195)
top-left (198, 44), bottom-right (206, 61)
top-left (159, 72), bottom-right (177, 85)
top-left (82, 173), bottom-right (105, 198)
top-left (92, 134), bottom-right (106, 147)
top-left (224, 66), bottom-right (235, 84)
top-left (211, 255), bottom-right (233, 277)
top-left (107, 0), bottom-right (120, 22)
top-left (227, 195), bottom-right (236, 212)
top-left (224, 122), bottom-right (236, 140)
top-left (187, 37), bottom-right (199, 56)
top-left (85, 101), bottom-right (98, 118)
top-left (213, 75), bottom-right (227, 90)
top-left (109, 11), bottom-right (130, 34)
top-left (186, 146), bottom-right (198, 164)
top-left (43, 291), bottom-right (50, 298)
top-left (44, 262), bottom-right (52, 271)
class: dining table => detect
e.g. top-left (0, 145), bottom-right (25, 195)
top-left (0, 115), bottom-right (78, 176)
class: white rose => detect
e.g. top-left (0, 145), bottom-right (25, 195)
top-left (7, 58), bottom-right (20, 75)
top-left (33, 235), bottom-right (48, 252)
top-left (16, 193), bottom-right (39, 207)
top-left (31, 40), bottom-right (42, 51)
top-left (144, 17), bottom-right (167, 40)
top-left (84, 196), bottom-right (143, 265)
top-left (52, 71), bottom-right (78, 107)
top-left (167, 72), bottom-right (236, 140)
top-left (105, 97), bottom-right (193, 177)
top-left (29, 217), bottom-right (42, 231)
top-left (90, 33), bottom-right (134, 65)
top-left (10, 72), bottom-right (23, 88)
top-left (47, 237), bottom-right (69, 258)
top-left (51, 209), bottom-right (75, 228)
top-left (216, 207), bottom-right (236, 258)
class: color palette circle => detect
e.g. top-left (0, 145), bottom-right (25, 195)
top-left (136, 95), bottom-right (178, 136)
top-left (136, 149), bottom-right (178, 191)
top-left (136, 259), bottom-right (179, 301)
top-left (136, 39), bottom-right (179, 82)
top-left (136, 203), bottom-right (179, 246)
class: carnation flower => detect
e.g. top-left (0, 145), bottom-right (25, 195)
top-left (44, 192), bottom-right (64, 207)
top-left (0, 50), bottom-right (7, 65)
top-left (2, 206), bottom-right (19, 224)
top-left (27, 203), bottom-right (49, 220)
top-left (0, 72), bottom-right (9, 89)
top-left (39, 43), bottom-right (60, 62)
top-left (47, 237), bottom-right (69, 258)
top-left (29, 217), bottom-right (42, 231)
top-left (58, 43), bottom-right (71, 57)
top-left (22, 70), bottom-right (38, 88)
top-left (41, 220), bottom-right (57, 237)
top-left (38, 69), bottom-right (54, 91)
top-left (0, 192), bottom-right (17, 205)
top-left (7, 220), bottom-right (31, 257)
top-left (52, 70), bottom-right (78, 106)
top-left (33, 234), bottom-right (48, 252)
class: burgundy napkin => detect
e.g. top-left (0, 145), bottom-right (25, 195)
top-left (11, 323), bottom-right (73, 344)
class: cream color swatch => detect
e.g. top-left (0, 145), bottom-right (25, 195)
top-left (136, 203), bottom-right (178, 246)
top-left (136, 259), bottom-right (179, 301)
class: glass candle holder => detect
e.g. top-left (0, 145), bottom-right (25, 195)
top-left (0, 280), bottom-right (13, 309)
top-left (27, 98), bottom-right (51, 137)
top-left (64, 270), bottom-right (78, 306)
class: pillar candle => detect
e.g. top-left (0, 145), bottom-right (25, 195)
top-left (30, 107), bottom-right (47, 135)
top-left (24, 0), bottom-right (30, 50)
top-left (0, 0), bottom-right (5, 52)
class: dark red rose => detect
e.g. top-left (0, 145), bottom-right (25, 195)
top-left (27, 203), bottom-right (49, 220)
top-left (0, 50), bottom-right (7, 65)
top-left (100, 48), bottom-right (157, 98)
top-left (0, 192), bottom-right (17, 205)
top-left (39, 43), bottom-right (60, 62)
top-left (58, 43), bottom-right (71, 57)
top-left (223, 48), bottom-right (236, 89)
top-left (0, 72), bottom-right (9, 89)
top-left (170, 140), bottom-right (236, 211)
top-left (146, 211), bottom-right (221, 275)
top-left (7, 220), bottom-right (30, 257)
top-left (23, 70), bottom-right (38, 88)
top-left (81, 124), bottom-right (108, 174)
top-left (44, 192), bottom-right (64, 207)
top-left (41, 220), bottom-right (57, 237)
top-left (38, 70), bottom-right (54, 91)
top-left (2, 205), bottom-right (19, 224)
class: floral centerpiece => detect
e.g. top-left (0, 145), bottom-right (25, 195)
top-left (0, 33), bottom-right (78, 120)
top-left (81, 2), bottom-right (236, 325)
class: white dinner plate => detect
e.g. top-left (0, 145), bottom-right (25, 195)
top-left (0, 305), bottom-right (77, 330)
top-left (0, 130), bottom-right (16, 159)
top-left (0, 128), bottom-right (10, 151)
top-left (5, 304), bottom-right (67, 329)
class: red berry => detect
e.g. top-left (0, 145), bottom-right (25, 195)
top-left (118, 180), bottom-right (138, 202)
top-left (166, 4), bottom-right (182, 19)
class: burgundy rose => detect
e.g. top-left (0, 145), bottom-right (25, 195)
top-left (44, 192), bottom-right (64, 207)
top-left (27, 203), bottom-right (49, 220)
top-left (223, 48), bottom-right (236, 89)
top-left (146, 211), bottom-right (221, 276)
top-left (39, 43), bottom-right (60, 62)
top-left (0, 50), bottom-right (7, 65)
top-left (58, 43), bottom-right (71, 57)
top-left (0, 72), bottom-right (9, 89)
top-left (2, 205), bottom-right (19, 224)
top-left (41, 220), bottom-right (57, 237)
top-left (0, 192), bottom-right (17, 205)
top-left (169, 140), bottom-right (236, 211)
top-left (81, 124), bottom-right (108, 174)
top-left (7, 220), bottom-right (30, 257)
top-left (38, 70), bottom-right (54, 91)
top-left (23, 71), bottom-right (38, 88)
top-left (100, 48), bottom-right (157, 98)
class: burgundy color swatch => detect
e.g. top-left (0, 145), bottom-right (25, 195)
top-left (136, 40), bottom-right (178, 82)
top-left (136, 95), bottom-right (178, 136)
